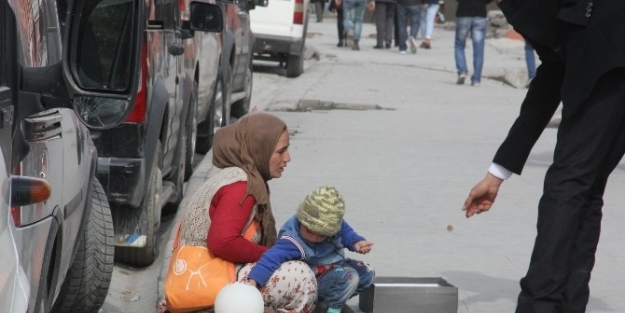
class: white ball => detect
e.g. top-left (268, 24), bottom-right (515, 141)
top-left (214, 282), bottom-right (265, 313)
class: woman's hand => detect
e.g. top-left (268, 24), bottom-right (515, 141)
top-left (354, 240), bottom-right (374, 254)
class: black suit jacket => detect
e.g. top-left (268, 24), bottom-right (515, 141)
top-left (491, 1), bottom-right (625, 174)
top-left (492, 45), bottom-right (564, 174)
top-left (499, 0), bottom-right (625, 118)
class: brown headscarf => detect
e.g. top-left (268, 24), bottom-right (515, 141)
top-left (212, 113), bottom-right (287, 246)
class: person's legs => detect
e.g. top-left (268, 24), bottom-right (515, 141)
top-left (516, 69), bottom-right (625, 313)
top-left (238, 261), bottom-right (318, 313)
top-left (469, 17), bottom-right (486, 85)
top-left (374, 2), bottom-right (388, 47)
top-left (343, 1), bottom-right (355, 33)
top-left (315, 1), bottom-right (325, 22)
top-left (419, 4), bottom-right (426, 38)
top-left (525, 42), bottom-right (537, 79)
top-left (351, 0), bottom-right (366, 41)
top-left (421, 3), bottom-right (439, 47)
top-left (337, 3), bottom-right (345, 46)
top-left (384, 2), bottom-right (395, 47)
top-left (345, 259), bottom-right (375, 294)
top-left (454, 17), bottom-right (470, 83)
top-left (408, 4), bottom-right (420, 39)
top-left (317, 267), bottom-right (360, 311)
top-left (396, 4), bottom-right (408, 52)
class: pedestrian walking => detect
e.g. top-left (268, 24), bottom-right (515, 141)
top-left (419, 0), bottom-right (440, 49)
top-left (396, 0), bottom-right (421, 54)
top-left (312, 0), bottom-right (327, 22)
top-left (462, 1), bottom-right (625, 312)
top-left (336, 0), bottom-right (376, 50)
top-left (373, 0), bottom-right (396, 49)
top-left (246, 186), bottom-right (375, 313)
top-left (329, 0), bottom-right (346, 46)
top-left (453, 0), bottom-right (492, 86)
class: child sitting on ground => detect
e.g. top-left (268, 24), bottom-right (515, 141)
top-left (246, 185), bottom-right (375, 313)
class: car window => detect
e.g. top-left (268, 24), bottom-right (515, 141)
top-left (71, 0), bottom-right (135, 91)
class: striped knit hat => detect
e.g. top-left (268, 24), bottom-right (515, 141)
top-left (297, 186), bottom-right (345, 236)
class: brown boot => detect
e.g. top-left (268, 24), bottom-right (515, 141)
top-left (352, 40), bottom-right (360, 51)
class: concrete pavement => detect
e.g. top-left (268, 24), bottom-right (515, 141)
top-left (158, 17), bottom-right (623, 313)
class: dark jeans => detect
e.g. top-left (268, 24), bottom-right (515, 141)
top-left (374, 2), bottom-right (395, 46)
top-left (396, 3), bottom-right (420, 51)
top-left (336, 2), bottom-right (344, 40)
top-left (516, 69), bottom-right (625, 313)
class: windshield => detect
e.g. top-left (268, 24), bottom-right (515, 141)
top-left (72, 0), bottom-right (135, 91)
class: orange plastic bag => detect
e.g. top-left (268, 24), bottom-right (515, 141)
top-left (164, 245), bottom-right (235, 313)
top-left (164, 220), bottom-right (258, 312)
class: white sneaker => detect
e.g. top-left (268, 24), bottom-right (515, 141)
top-left (399, 50), bottom-right (407, 54)
top-left (457, 75), bottom-right (466, 85)
top-left (408, 37), bottom-right (417, 54)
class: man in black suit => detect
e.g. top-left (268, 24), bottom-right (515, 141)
top-left (462, 1), bottom-right (625, 312)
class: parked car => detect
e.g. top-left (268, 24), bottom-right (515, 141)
top-left (195, 0), bottom-right (267, 153)
top-left (63, 0), bottom-right (224, 266)
top-left (1, 0), bottom-right (115, 312)
top-left (249, 0), bottom-right (310, 77)
top-left (179, 0), bottom-right (222, 180)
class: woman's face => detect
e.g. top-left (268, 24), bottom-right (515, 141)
top-left (269, 130), bottom-right (290, 179)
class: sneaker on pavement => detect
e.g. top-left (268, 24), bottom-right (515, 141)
top-left (457, 74), bottom-right (466, 85)
top-left (471, 81), bottom-right (480, 87)
top-left (408, 36), bottom-right (417, 54)
top-left (399, 50), bottom-right (407, 54)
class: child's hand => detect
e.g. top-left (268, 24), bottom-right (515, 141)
top-left (354, 240), bottom-right (373, 254)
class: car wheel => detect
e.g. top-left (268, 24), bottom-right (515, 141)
top-left (197, 66), bottom-right (231, 154)
top-left (50, 178), bottom-right (114, 313)
top-left (115, 141), bottom-right (162, 266)
top-left (231, 60), bottom-right (253, 119)
top-left (184, 81), bottom-right (198, 181)
top-left (286, 53), bottom-right (304, 78)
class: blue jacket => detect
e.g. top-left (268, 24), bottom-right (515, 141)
top-left (248, 216), bottom-right (365, 287)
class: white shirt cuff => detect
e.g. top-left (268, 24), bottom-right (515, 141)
top-left (488, 163), bottom-right (513, 180)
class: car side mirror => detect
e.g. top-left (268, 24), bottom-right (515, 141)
top-left (189, 2), bottom-right (223, 33)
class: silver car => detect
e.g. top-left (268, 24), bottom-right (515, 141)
top-left (1, 0), bottom-right (120, 312)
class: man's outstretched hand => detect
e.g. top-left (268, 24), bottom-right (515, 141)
top-left (462, 173), bottom-right (504, 218)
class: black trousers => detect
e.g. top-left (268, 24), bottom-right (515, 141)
top-left (336, 2), bottom-right (344, 40)
top-left (516, 68), bottom-right (625, 313)
top-left (374, 2), bottom-right (395, 46)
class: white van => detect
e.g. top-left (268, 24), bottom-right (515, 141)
top-left (250, 0), bottom-right (310, 77)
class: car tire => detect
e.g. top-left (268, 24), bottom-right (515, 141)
top-left (50, 178), bottom-right (114, 313)
top-left (184, 81), bottom-right (198, 181)
top-left (115, 141), bottom-right (162, 266)
top-left (231, 60), bottom-right (253, 119)
top-left (197, 66), bottom-right (231, 154)
top-left (286, 53), bottom-right (303, 78)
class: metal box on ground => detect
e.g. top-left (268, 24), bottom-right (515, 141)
top-left (358, 277), bottom-right (458, 313)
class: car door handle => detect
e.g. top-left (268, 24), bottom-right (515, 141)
top-left (238, 11), bottom-right (248, 19)
top-left (168, 43), bottom-right (185, 56)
